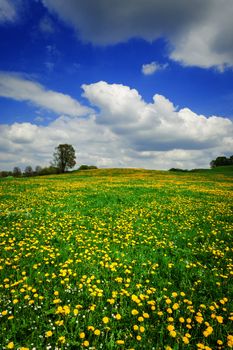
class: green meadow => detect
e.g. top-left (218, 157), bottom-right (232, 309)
top-left (0, 167), bottom-right (232, 350)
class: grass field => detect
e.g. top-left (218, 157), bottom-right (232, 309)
top-left (0, 167), bottom-right (232, 350)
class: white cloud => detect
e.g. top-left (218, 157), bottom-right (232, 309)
top-left (82, 81), bottom-right (232, 151)
top-left (170, 2), bottom-right (233, 70)
top-left (42, 0), bottom-right (233, 70)
top-left (0, 0), bottom-right (17, 24)
top-left (0, 81), bottom-right (232, 171)
top-left (142, 61), bottom-right (168, 75)
top-left (0, 72), bottom-right (92, 117)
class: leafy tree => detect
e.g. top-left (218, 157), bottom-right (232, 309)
top-left (210, 155), bottom-right (233, 168)
top-left (78, 165), bottom-right (98, 170)
top-left (0, 171), bottom-right (12, 178)
top-left (13, 167), bottom-right (22, 177)
top-left (35, 165), bottom-right (42, 175)
top-left (24, 166), bottom-right (33, 177)
top-left (39, 166), bottom-right (59, 175)
top-left (53, 144), bottom-right (76, 173)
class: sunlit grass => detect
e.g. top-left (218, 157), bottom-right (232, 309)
top-left (0, 168), bottom-right (232, 349)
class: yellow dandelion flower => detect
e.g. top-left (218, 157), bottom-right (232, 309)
top-left (139, 326), bottom-right (145, 333)
top-left (131, 309), bottom-right (139, 316)
top-left (94, 329), bottom-right (101, 336)
top-left (116, 340), bottom-right (124, 345)
top-left (217, 340), bottom-right (223, 345)
top-left (216, 315), bottom-right (223, 323)
top-left (102, 316), bottom-right (109, 324)
top-left (83, 340), bottom-right (89, 347)
top-left (79, 332), bottom-right (85, 339)
top-left (172, 303), bottom-right (179, 310)
top-left (115, 313), bottom-right (122, 320)
top-left (183, 336), bottom-right (189, 344)
top-left (195, 316), bottom-right (203, 324)
top-left (53, 298), bottom-right (61, 304)
top-left (7, 342), bottom-right (14, 349)
top-left (169, 330), bottom-right (176, 337)
top-left (45, 330), bottom-right (53, 337)
top-left (203, 326), bottom-right (213, 337)
top-left (227, 335), bottom-right (233, 347)
top-left (58, 336), bottom-right (66, 344)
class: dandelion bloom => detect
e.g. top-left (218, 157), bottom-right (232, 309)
top-left (216, 315), bottom-right (223, 323)
top-left (183, 336), bottom-right (189, 344)
top-left (58, 336), bottom-right (66, 344)
top-left (169, 330), bottom-right (177, 337)
top-left (102, 316), bottom-right (109, 324)
top-left (167, 325), bottom-right (174, 332)
top-left (139, 326), bottom-right (145, 333)
top-left (45, 331), bottom-right (53, 337)
top-left (131, 309), bottom-right (138, 316)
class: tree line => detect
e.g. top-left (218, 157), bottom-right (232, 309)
top-left (1, 145), bottom-right (231, 178)
top-left (210, 155), bottom-right (233, 168)
top-left (0, 144), bottom-right (97, 178)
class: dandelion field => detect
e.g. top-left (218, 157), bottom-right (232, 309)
top-left (0, 168), bottom-right (232, 350)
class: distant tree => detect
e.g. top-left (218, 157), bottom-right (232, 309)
top-left (53, 144), bottom-right (76, 173)
top-left (78, 165), bottom-right (98, 170)
top-left (210, 155), bottom-right (233, 168)
top-left (39, 166), bottom-right (59, 175)
top-left (0, 171), bottom-right (12, 178)
top-left (24, 166), bottom-right (33, 177)
top-left (13, 167), bottom-right (22, 177)
top-left (35, 165), bottom-right (42, 175)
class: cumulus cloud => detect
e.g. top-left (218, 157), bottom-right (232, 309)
top-left (0, 115), bottom-right (120, 170)
top-left (0, 72), bottom-right (92, 117)
top-left (82, 81), bottom-right (233, 151)
top-left (142, 61), bottom-right (168, 75)
top-left (0, 0), bottom-right (18, 23)
top-left (0, 81), bottom-right (232, 171)
top-left (42, 0), bottom-right (233, 70)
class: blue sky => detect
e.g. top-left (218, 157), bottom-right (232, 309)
top-left (0, 0), bottom-right (233, 170)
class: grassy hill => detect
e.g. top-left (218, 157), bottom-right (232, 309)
top-left (0, 168), bottom-right (232, 349)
